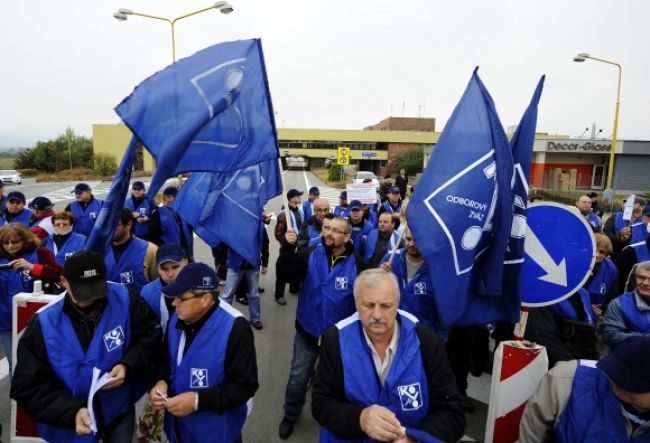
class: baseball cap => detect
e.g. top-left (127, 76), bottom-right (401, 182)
top-left (349, 200), bottom-right (363, 210)
top-left (597, 336), bottom-right (650, 393)
top-left (340, 191), bottom-right (347, 200)
top-left (308, 186), bottom-right (320, 196)
top-left (63, 251), bottom-right (108, 302)
top-left (163, 186), bottom-right (178, 197)
top-left (28, 196), bottom-right (54, 211)
top-left (156, 243), bottom-right (186, 267)
top-left (389, 186), bottom-right (400, 194)
top-left (162, 263), bottom-right (218, 298)
top-left (287, 189), bottom-right (303, 199)
top-left (72, 183), bottom-right (91, 194)
top-left (7, 191), bottom-right (26, 203)
top-left (132, 181), bottom-right (145, 190)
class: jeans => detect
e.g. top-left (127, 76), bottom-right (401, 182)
top-left (220, 268), bottom-right (261, 321)
top-left (283, 331), bottom-right (320, 420)
top-left (0, 329), bottom-right (12, 380)
top-left (102, 409), bottom-right (135, 443)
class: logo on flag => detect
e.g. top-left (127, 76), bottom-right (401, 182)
top-left (335, 277), bottom-right (348, 290)
top-left (397, 383), bottom-right (423, 411)
top-left (120, 271), bottom-right (134, 284)
top-left (414, 282), bottom-right (427, 294)
top-left (191, 368), bottom-right (209, 388)
top-left (104, 326), bottom-right (125, 352)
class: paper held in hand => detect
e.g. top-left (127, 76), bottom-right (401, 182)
top-left (346, 183), bottom-right (377, 204)
top-left (88, 367), bottom-right (114, 433)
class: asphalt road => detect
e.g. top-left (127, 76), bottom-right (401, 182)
top-left (0, 172), bottom-right (490, 442)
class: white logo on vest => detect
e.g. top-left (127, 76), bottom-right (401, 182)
top-left (334, 276), bottom-right (348, 290)
top-left (103, 326), bottom-right (125, 352)
top-left (397, 383), bottom-right (423, 411)
top-left (90, 212), bottom-right (97, 219)
top-left (414, 282), bottom-right (426, 294)
top-left (600, 283), bottom-right (606, 294)
top-left (191, 368), bottom-right (209, 388)
top-left (120, 271), bottom-right (134, 284)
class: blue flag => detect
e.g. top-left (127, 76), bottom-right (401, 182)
top-left (115, 39), bottom-right (279, 198)
top-left (172, 158), bottom-right (282, 266)
top-left (85, 137), bottom-right (136, 255)
top-left (406, 68), bottom-right (513, 327)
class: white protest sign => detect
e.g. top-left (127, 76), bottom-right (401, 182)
top-left (346, 183), bottom-right (376, 204)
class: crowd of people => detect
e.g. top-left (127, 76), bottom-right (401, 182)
top-left (1, 175), bottom-right (649, 442)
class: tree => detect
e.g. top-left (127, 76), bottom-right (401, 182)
top-left (396, 147), bottom-right (424, 175)
top-left (94, 153), bottom-right (118, 176)
top-left (15, 127), bottom-right (93, 172)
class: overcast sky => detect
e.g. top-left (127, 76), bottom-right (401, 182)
top-left (1, 0), bottom-right (648, 148)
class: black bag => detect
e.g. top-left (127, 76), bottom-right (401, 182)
top-left (555, 317), bottom-right (599, 360)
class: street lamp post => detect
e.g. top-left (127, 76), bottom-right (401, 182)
top-left (113, 2), bottom-right (234, 62)
top-left (573, 53), bottom-right (622, 190)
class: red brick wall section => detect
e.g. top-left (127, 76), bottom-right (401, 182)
top-left (365, 117), bottom-right (436, 132)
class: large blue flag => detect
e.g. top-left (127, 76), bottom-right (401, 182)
top-left (172, 158), bottom-right (282, 266)
top-left (406, 68), bottom-right (514, 327)
top-left (85, 137), bottom-right (137, 255)
top-left (115, 39), bottom-right (279, 198)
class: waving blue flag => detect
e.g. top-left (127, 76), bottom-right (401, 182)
top-left (85, 137), bottom-right (136, 255)
top-left (172, 158), bottom-right (282, 266)
top-left (115, 39), bottom-right (279, 198)
top-left (406, 68), bottom-right (513, 327)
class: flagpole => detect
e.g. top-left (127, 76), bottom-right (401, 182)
top-left (277, 157), bottom-right (293, 233)
top-left (512, 306), bottom-right (530, 340)
top-left (387, 224), bottom-right (407, 265)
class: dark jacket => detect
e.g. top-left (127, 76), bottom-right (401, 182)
top-left (11, 288), bottom-right (162, 429)
top-left (312, 322), bottom-right (466, 442)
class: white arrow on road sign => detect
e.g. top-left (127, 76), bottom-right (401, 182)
top-left (524, 225), bottom-right (567, 287)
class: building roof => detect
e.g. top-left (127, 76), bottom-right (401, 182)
top-left (277, 128), bottom-right (438, 144)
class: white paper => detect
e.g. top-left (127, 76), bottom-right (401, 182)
top-left (87, 367), bottom-right (114, 433)
top-left (623, 194), bottom-right (635, 221)
top-left (346, 183), bottom-right (377, 204)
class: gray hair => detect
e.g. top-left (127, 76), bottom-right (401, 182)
top-left (627, 261), bottom-right (650, 292)
top-left (353, 268), bottom-right (400, 305)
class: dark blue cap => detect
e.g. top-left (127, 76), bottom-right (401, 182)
top-left (287, 189), bottom-right (303, 199)
top-left (308, 186), bottom-right (320, 195)
top-left (349, 200), bottom-right (363, 210)
top-left (389, 185), bottom-right (400, 194)
top-left (28, 196), bottom-right (53, 211)
top-left (340, 191), bottom-right (347, 200)
top-left (597, 336), bottom-right (650, 393)
top-left (163, 186), bottom-right (178, 196)
top-left (72, 183), bottom-right (90, 194)
top-left (7, 191), bottom-right (26, 203)
top-left (156, 243), bottom-right (186, 267)
top-left (162, 263), bottom-right (217, 298)
top-left (132, 181), bottom-right (145, 190)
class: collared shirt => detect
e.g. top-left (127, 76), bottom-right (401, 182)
top-left (362, 321), bottom-right (400, 386)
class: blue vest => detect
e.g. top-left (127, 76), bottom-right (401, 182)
top-left (43, 233), bottom-right (87, 267)
top-left (296, 244), bottom-right (358, 339)
top-left (309, 236), bottom-right (324, 248)
top-left (37, 284), bottom-right (136, 442)
top-left (614, 212), bottom-right (648, 244)
top-left (365, 207), bottom-right (378, 228)
top-left (141, 279), bottom-right (170, 332)
top-left (302, 200), bottom-right (314, 221)
top-left (70, 198), bottom-right (103, 237)
top-left (302, 219), bottom-right (322, 241)
top-left (631, 241), bottom-right (650, 262)
top-left (0, 249), bottom-right (38, 330)
top-left (554, 361), bottom-right (650, 442)
top-left (125, 196), bottom-right (154, 237)
top-left (2, 208), bottom-right (32, 227)
top-left (362, 230), bottom-right (400, 265)
top-left (280, 207), bottom-right (303, 234)
top-left (159, 206), bottom-right (193, 249)
top-left (551, 288), bottom-right (595, 325)
top-left (350, 220), bottom-right (373, 253)
top-left (334, 205), bottom-right (350, 219)
top-left (105, 237), bottom-right (149, 292)
top-left (320, 311), bottom-right (429, 442)
top-left (383, 250), bottom-right (440, 333)
top-left (382, 200), bottom-right (402, 215)
top-left (587, 258), bottom-right (617, 306)
top-left (586, 212), bottom-right (602, 231)
top-left (618, 292), bottom-right (650, 333)
top-left (166, 303), bottom-right (248, 443)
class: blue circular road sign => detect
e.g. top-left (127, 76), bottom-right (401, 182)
top-left (521, 202), bottom-right (595, 307)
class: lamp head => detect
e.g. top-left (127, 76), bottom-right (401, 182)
top-left (113, 11), bottom-right (128, 21)
top-left (573, 53), bottom-right (590, 62)
top-left (118, 8), bottom-right (133, 15)
top-left (214, 1), bottom-right (234, 13)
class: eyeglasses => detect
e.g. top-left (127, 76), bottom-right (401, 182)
top-left (175, 292), bottom-right (206, 303)
top-left (322, 225), bottom-right (347, 234)
top-left (2, 239), bottom-right (23, 245)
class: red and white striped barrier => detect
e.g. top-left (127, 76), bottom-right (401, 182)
top-left (11, 291), bottom-right (58, 442)
top-left (484, 340), bottom-right (548, 443)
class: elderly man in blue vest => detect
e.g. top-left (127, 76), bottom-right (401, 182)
top-left (520, 335), bottom-right (650, 442)
top-left (278, 215), bottom-right (365, 439)
top-left (362, 212), bottom-right (401, 268)
top-left (600, 260), bottom-right (650, 349)
top-left (576, 194), bottom-right (602, 233)
top-left (11, 251), bottom-right (162, 442)
top-left (65, 182), bottom-right (104, 237)
top-left (604, 196), bottom-right (647, 260)
top-left (149, 262), bottom-right (258, 443)
top-left (312, 268), bottom-right (465, 442)
top-left (125, 181), bottom-right (156, 242)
